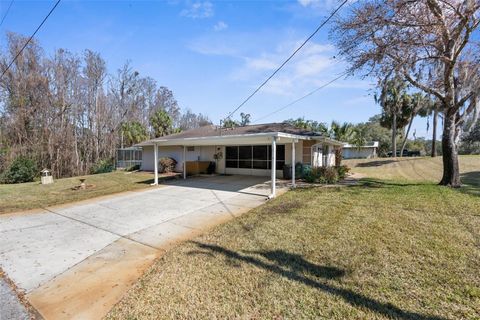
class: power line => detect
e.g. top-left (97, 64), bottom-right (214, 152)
top-left (252, 71), bottom-right (348, 124)
top-left (0, 0), bottom-right (61, 79)
top-left (224, 0), bottom-right (348, 121)
top-left (0, 0), bottom-right (14, 28)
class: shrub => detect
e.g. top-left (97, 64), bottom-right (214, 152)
top-left (303, 170), bottom-right (316, 183)
top-left (321, 167), bottom-right (339, 184)
top-left (125, 164), bottom-right (140, 172)
top-left (159, 157), bottom-right (177, 173)
top-left (336, 165), bottom-right (351, 179)
top-left (302, 166), bottom-right (339, 184)
top-left (1, 156), bottom-right (37, 184)
top-left (90, 159), bottom-right (114, 174)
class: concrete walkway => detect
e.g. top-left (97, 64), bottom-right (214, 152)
top-left (0, 175), bottom-right (285, 319)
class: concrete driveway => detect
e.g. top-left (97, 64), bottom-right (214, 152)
top-left (0, 175), bottom-right (285, 319)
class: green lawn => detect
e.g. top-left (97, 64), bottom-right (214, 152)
top-left (107, 157), bottom-right (480, 319)
top-left (0, 171), bottom-right (162, 214)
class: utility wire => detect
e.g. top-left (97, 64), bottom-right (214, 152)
top-left (0, 0), bottom-right (14, 28)
top-left (224, 0), bottom-right (348, 121)
top-left (0, 0), bottom-right (61, 79)
top-left (252, 71), bottom-right (348, 124)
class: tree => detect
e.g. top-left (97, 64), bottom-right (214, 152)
top-left (399, 93), bottom-right (432, 157)
top-left (149, 109), bottom-right (173, 138)
top-left (460, 119), bottom-right (480, 154)
top-left (354, 115), bottom-right (393, 156)
top-left (329, 121), bottom-right (354, 166)
top-left (120, 121), bottom-right (148, 147)
top-left (222, 113), bottom-right (251, 128)
top-left (284, 118), bottom-right (329, 135)
top-left (376, 76), bottom-right (411, 157)
top-left (239, 113), bottom-right (251, 126)
top-left (334, 0), bottom-right (480, 187)
top-left (0, 32), bottom-right (209, 180)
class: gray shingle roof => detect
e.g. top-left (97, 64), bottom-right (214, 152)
top-left (147, 123), bottom-right (323, 141)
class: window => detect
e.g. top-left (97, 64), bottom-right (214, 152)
top-left (225, 146), bottom-right (239, 168)
top-left (187, 146), bottom-right (195, 152)
top-left (225, 145), bottom-right (285, 170)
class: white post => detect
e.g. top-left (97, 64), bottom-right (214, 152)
top-left (270, 136), bottom-right (277, 198)
top-left (153, 143), bottom-right (158, 185)
top-left (291, 140), bottom-right (296, 188)
top-left (183, 145), bottom-right (187, 180)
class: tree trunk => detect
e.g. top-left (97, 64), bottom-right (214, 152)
top-left (439, 110), bottom-right (461, 187)
top-left (392, 110), bottom-right (397, 157)
top-left (400, 114), bottom-right (414, 157)
top-left (335, 147), bottom-right (342, 166)
top-left (431, 109), bottom-right (438, 157)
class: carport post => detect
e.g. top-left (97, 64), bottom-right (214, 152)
top-left (292, 140), bottom-right (297, 188)
top-left (270, 136), bottom-right (277, 198)
top-left (183, 145), bottom-right (187, 180)
top-left (153, 143), bottom-right (159, 185)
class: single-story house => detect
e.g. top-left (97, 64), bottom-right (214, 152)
top-left (342, 141), bottom-right (379, 159)
top-left (136, 123), bottom-right (343, 197)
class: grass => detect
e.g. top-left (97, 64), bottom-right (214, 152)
top-left (343, 155), bottom-right (479, 182)
top-left (107, 156), bottom-right (480, 319)
top-left (0, 171), bottom-right (161, 214)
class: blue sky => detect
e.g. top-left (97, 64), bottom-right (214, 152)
top-left (0, 0), bottom-right (434, 138)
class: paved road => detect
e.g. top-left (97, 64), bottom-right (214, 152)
top-left (0, 175), bottom-right (283, 319)
top-left (0, 277), bottom-right (30, 320)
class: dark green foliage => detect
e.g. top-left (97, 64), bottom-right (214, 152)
top-left (302, 166), bottom-right (339, 184)
top-left (125, 164), bottom-right (140, 172)
top-left (335, 165), bottom-right (350, 179)
top-left (159, 157), bottom-right (177, 173)
top-left (284, 118), bottom-right (329, 135)
top-left (460, 120), bottom-right (480, 154)
top-left (149, 109), bottom-right (173, 138)
top-left (1, 156), bottom-right (37, 184)
top-left (90, 159), bottom-right (114, 174)
top-left (223, 112), bottom-right (251, 128)
top-left (121, 121), bottom-right (149, 147)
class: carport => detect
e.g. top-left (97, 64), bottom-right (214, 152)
top-left (150, 133), bottom-right (299, 198)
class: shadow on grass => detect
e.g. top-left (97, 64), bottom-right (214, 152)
top-left (354, 159), bottom-right (397, 167)
top-left (189, 242), bottom-right (445, 320)
top-left (460, 171), bottom-right (480, 197)
top-left (356, 178), bottom-right (429, 188)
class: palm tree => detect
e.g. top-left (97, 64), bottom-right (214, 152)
top-left (329, 121), bottom-right (354, 166)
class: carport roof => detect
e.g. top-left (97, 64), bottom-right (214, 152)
top-left (137, 123), bottom-right (343, 147)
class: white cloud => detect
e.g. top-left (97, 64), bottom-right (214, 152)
top-left (245, 56), bottom-right (277, 71)
top-left (187, 30), bottom-right (371, 97)
top-left (213, 21), bottom-right (228, 31)
top-left (298, 0), bottom-right (316, 6)
top-left (230, 39), bottom-right (342, 95)
top-left (180, 1), bottom-right (214, 19)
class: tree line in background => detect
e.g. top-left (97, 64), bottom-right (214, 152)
top-left (0, 32), bottom-right (211, 181)
top-left (284, 114), bottom-right (448, 158)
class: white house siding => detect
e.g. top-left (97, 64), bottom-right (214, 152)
top-left (343, 147), bottom-right (377, 159)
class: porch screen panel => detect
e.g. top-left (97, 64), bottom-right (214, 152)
top-left (239, 146), bottom-right (252, 168)
top-left (276, 145), bottom-right (285, 170)
top-left (253, 146), bottom-right (268, 169)
top-left (225, 145), bottom-right (285, 170)
top-left (226, 146), bottom-right (239, 168)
